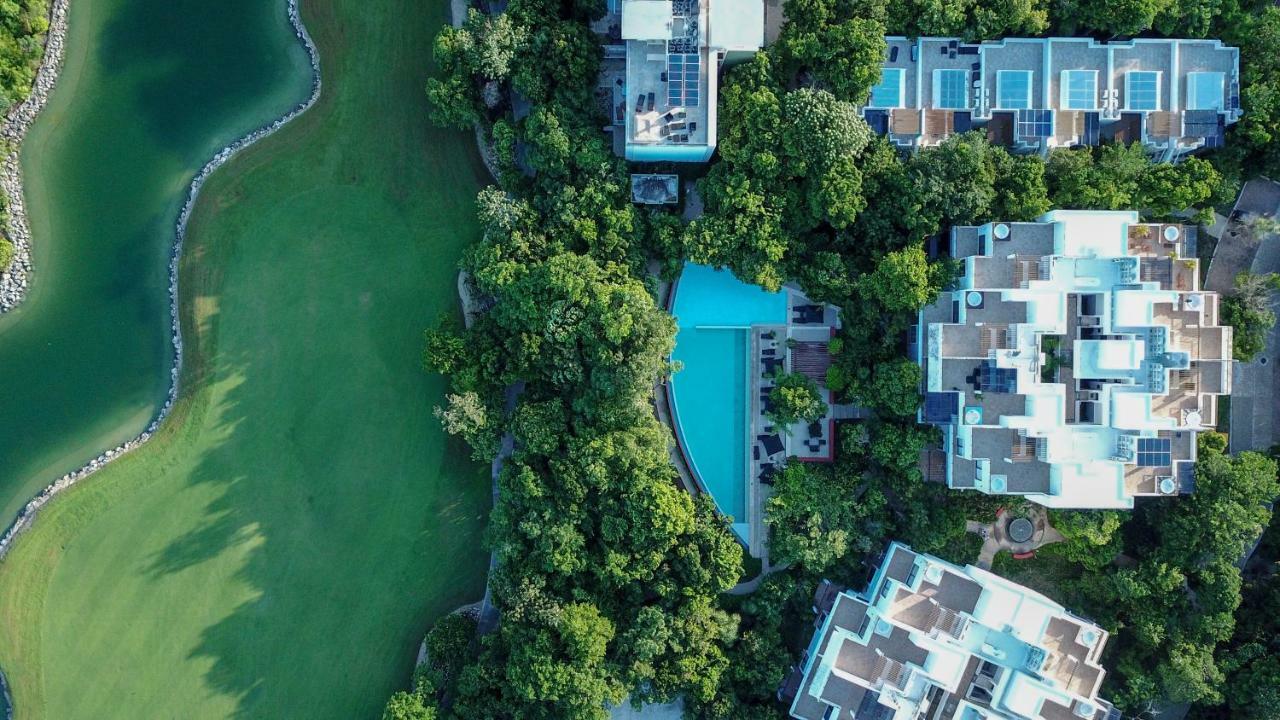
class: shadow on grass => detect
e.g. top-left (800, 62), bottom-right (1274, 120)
top-left (118, 1), bottom-right (494, 716)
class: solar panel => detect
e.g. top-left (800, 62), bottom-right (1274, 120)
top-left (1126, 71), bottom-right (1160, 111)
top-left (934, 69), bottom-right (969, 109)
top-left (666, 53), bottom-right (701, 108)
top-left (1137, 437), bottom-right (1172, 467)
top-left (997, 70), bottom-right (1032, 110)
top-left (1061, 70), bottom-right (1097, 110)
top-left (864, 109), bottom-right (889, 135)
top-left (1082, 111), bottom-right (1100, 146)
top-left (1187, 72), bottom-right (1225, 111)
top-left (978, 362), bottom-right (1018, 393)
top-left (1016, 109), bottom-right (1052, 138)
top-left (923, 392), bottom-right (960, 423)
top-left (869, 67), bottom-right (903, 108)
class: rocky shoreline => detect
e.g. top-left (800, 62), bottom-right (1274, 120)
top-left (0, 0), bottom-right (323, 584)
top-left (0, 0), bottom-right (69, 311)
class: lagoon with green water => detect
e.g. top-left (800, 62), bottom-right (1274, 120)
top-left (0, 0), bottom-right (491, 717)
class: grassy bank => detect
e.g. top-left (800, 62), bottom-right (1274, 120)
top-left (0, 0), bottom-right (491, 717)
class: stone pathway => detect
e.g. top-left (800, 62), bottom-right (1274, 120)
top-left (1229, 223), bottom-right (1280, 453)
top-left (968, 506), bottom-right (1064, 570)
top-left (458, 270), bottom-right (516, 636)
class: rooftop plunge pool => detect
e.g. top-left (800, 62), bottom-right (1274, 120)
top-left (668, 264), bottom-right (787, 542)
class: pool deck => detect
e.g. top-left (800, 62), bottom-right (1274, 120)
top-left (664, 265), bottom-right (844, 559)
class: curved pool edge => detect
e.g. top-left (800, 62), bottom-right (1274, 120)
top-left (660, 267), bottom-right (753, 545)
top-left (657, 269), bottom-right (709, 498)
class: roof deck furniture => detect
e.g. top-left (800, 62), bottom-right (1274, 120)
top-left (621, 0), bottom-right (764, 162)
top-left (760, 433), bottom-right (784, 456)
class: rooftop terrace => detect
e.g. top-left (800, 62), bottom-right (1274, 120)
top-left (863, 36), bottom-right (1240, 159)
top-left (917, 211), bottom-right (1232, 508)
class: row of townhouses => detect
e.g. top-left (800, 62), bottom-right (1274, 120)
top-left (865, 37), bottom-right (1240, 160)
top-left (605, 0), bottom-right (1240, 163)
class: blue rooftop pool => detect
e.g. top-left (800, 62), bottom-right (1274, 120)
top-left (668, 264), bottom-right (788, 541)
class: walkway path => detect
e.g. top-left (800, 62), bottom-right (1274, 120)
top-left (460, 270), bottom-right (518, 635)
top-left (1228, 224), bottom-right (1280, 453)
top-left (1206, 178), bottom-right (1280, 453)
top-left (968, 507), bottom-right (1064, 570)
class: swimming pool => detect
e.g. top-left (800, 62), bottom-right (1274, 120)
top-left (669, 264), bottom-right (788, 542)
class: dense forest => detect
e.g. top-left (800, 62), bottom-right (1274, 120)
top-left (392, 0), bottom-right (1280, 716)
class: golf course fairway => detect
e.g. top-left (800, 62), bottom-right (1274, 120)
top-left (0, 0), bottom-right (492, 717)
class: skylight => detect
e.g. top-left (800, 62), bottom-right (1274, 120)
top-left (934, 69), bottom-right (969, 110)
top-left (996, 70), bottom-right (1032, 110)
top-left (1125, 71), bottom-right (1160, 111)
top-left (869, 67), bottom-right (904, 108)
top-left (1186, 72), bottom-right (1225, 111)
top-left (1060, 70), bottom-right (1097, 111)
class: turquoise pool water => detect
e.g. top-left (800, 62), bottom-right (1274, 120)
top-left (669, 264), bottom-right (787, 541)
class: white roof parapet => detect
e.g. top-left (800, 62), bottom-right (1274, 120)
top-left (621, 0), bottom-right (674, 40)
top-left (707, 0), bottom-right (764, 51)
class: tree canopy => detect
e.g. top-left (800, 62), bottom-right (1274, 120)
top-left (766, 371), bottom-right (826, 427)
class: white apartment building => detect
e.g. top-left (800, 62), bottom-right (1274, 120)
top-left (786, 543), bottom-right (1119, 720)
top-left (915, 210), bottom-right (1232, 509)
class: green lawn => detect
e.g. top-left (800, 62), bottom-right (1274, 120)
top-left (0, 0), bottom-right (492, 717)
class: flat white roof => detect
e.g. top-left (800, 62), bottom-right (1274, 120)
top-left (1075, 339), bottom-right (1145, 378)
top-left (708, 0), bottom-right (764, 50)
top-left (1051, 463), bottom-right (1129, 507)
top-left (1044, 210), bottom-right (1135, 257)
top-left (621, 0), bottom-right (673, 40)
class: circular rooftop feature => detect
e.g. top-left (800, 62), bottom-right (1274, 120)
top-left (1160, 477), bottom-right (1178, 494)
top-left (994, 223), bottom-right (1011, 239)
top-left (1163, 225), bottom-right (1181, 242)
top-left (966, 291), bottom-right (983, 308)
top-left (1008, 517), bottom-right (1034, 544)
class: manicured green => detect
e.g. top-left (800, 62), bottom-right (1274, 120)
top-left (0, 0), bottom-right (491, 718)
